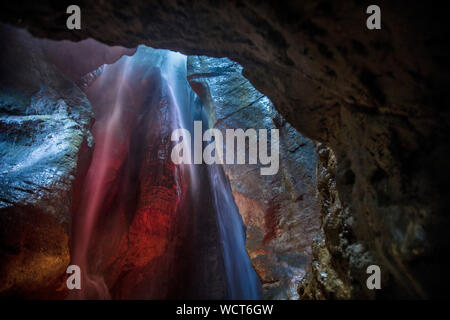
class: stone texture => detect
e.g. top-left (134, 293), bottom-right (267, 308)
top-left (39, 38), bottom-right (135, 83)
top-left (187, 56), bottom-right (319, 299)
top-left (69, 47), bottom-right (228, 299)
top-left (0, 25), bottom-right (134, 298)
top-left (0, 25), bottom-right (93, 298)
top-left (1, 0), bottom-right (449, 298)
top-left (299, 144), bottom-right (366, 299)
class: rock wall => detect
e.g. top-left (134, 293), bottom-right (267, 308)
top-left (299, 144), bottom-right (362, 299)
top-left (187, 56), bottom-right (319, 299)
top-left (0, 25), bottom-right (134, 298)
top-left (0, 25), bottom-right (93, 298)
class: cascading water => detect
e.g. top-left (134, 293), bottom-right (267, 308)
top-left (70, 45), bottom-right (261, 299)
top-left (161, 51), bottom-right (199, 191)
top-left (70, 56), bottom-right (133, 299)
top-left (163, 52), bottom-right (261, 298)
top-left (198, 104), bottom-right (262, 299)
top-left (208, 163), bottom-right (262, 299)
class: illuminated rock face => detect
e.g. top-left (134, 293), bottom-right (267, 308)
top-left (72, 48), bottom-right (185, 298)
top-left (187, 56), bottom-right (319, 299)
top-left (0, 25), bottom-right (93, 298)
top-left (71, 47), bottom-right (244, 299)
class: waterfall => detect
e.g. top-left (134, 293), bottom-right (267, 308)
top-left (208, 162), bottom-right (262, 299)
top-left (70, 46), bottom-right (261, 299)
top-left (161, 51), bottom-right (199, 192)
top-left (70, 55), bottom-right (135, 299)
top-left (161, 49), bottom-right (261, 298)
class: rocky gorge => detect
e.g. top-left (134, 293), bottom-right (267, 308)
top-left (0, 0), bottom-right (449, 299)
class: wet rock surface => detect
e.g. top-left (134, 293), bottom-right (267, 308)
top-left (0, 25), bottom-right (93, 297)
top-left (0, 25), bottom-right (134, 298)
top-left (188, 56), bottom-right (319, 299)
top-left (70, 47), bottom-right (229, 299)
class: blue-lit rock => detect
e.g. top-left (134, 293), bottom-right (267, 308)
top-left (187, 56), bottom-right (320, 299)
top-left (0, 25), bottom-right (94, 297)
